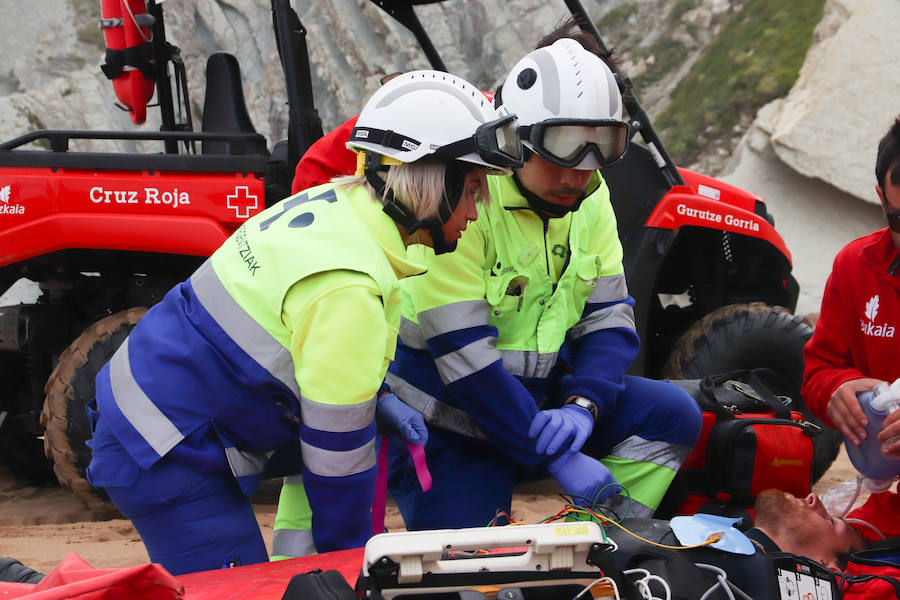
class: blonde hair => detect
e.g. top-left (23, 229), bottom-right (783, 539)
top-left (334, 159), bottom-right (450, 221)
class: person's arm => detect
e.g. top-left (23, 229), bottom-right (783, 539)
top-left (404, 228), bottom-right (549, 470)
top-left (278, 270), bottom-right (387, 554)
top-left (291, 116), bottom-right (360, 194)
top-left (559, 193), bottom-right (639, 418)
top-left (802, 255), bottom-right (876, 443)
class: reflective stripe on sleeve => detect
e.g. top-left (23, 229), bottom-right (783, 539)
top-left (586, 274), bottom-right (628, 304)
top-left (417, 300), bottom-right (490, 339)
top-left (191, 260), bottom-right (300, 397)
top-left (500, 349), bottom-right (559, 378)
top-left (300, 394), bottom-right (375, 433)
top-left (569, 302), bottom-right (636, 340)
top-left (434, 336), bottom-right (499, 384)
top-left (109, 341), bottom-right (184, 458)
top-left (300, 439), bottom-right (376, 477)
top-left (384, 371), bottom-right (486, 440)
top-left (399, 317), bottom-right (427, 350)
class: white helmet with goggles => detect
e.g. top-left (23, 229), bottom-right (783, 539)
top-left (497, 38), bottom-right (629, 171)
top-left (347, 70), bottom-right (523, 254)
top-left (347, 70), bottom-right (522, 174)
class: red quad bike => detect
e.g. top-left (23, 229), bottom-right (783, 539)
top-left (0, 0), bottom-right (839, 515)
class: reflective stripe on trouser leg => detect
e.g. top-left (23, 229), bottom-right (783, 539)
top-left (599, 436), bottom-right (693, 518)
top-left (271, 476), bottom-right (315, 559)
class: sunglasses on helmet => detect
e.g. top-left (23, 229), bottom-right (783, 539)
top-left (433, 114), bottom-right (524, 170)
top-left (519, 118), bottom-right (630, 169)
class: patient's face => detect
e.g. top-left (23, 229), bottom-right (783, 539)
top-left (754, 489), bottom-right (866, 571)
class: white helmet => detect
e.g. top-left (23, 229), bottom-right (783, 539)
top-left (497, 38), bottom-right (628, 171)
top-left (347, 70), bottom-right (522, 173)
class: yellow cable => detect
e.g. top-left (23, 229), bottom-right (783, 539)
top-left (561, 507), bottom-right (722, 550)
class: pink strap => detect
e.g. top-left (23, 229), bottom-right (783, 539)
top-left (406, 441), bottom-right (432, 491)
top-left (372, 437), bottom-right (433, 536)
top-left (372, 434), bottom-right (390, 537)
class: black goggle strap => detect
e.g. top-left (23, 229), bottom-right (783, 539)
top-left (363, 151), bottom-right (469, 238)
top-left (363, 152), bottom-right (424, 234)
top-left (431, 117), bottom-right (522, 168)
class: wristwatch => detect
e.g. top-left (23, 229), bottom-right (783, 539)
top-left (565, 396), bottom-right (598, 423)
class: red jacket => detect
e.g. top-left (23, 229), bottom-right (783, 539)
top-left (802, 228), bottom-right (900, 427)
top-left (291, 116), bottom-right (359, 194)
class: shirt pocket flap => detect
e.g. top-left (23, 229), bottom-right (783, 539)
top-left (86, 453), bottom-right (140, 489)
top-left (576, 255), bottom-right (601, 284)
top-left (485, 272), bottom-right (529, 306)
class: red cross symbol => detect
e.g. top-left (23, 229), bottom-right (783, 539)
top-left (227, 186), bottom-right (259, 219)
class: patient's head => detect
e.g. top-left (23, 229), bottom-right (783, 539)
top-left (753, 489), bottom-right (866, 571)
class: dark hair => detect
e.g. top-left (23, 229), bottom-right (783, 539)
top-left (875, 116), bottom-right (900, 189)
top-left (534, 16), bottom-right (619, 70)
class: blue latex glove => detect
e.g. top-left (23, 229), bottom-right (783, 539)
top-left (528, 404), bottom-right (594, 456)
top-left (548, 451), bottom-right (620, 506)
top-left (376, 393), bottom-right (428, 446)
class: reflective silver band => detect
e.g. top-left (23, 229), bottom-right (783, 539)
top-left (191, 260), bottom-right (300, 397)
top-left (586, 274), bottom-right (628, 304)
top-left (284, 474), bottom-right (303, 485)
top-left (272, 528), bottom-right (316, 558)
top-left (602, 492), bottom-right (654, 518)
top-left (300, 394), bottom-right (375, 433)
top-left (109, 341), bottom-right (184, 458)
top-left (500, 349), bottom-right (559, 378)
top-left (609, 436), bottom-right (692, 471)
top-left (300, 439), bottom-right (376, 477)
top-left (399, 317), bottom-right (427, 350)
top-left (225, 447), bottom-right (274, 477)
top-left (570, 302), bottom-right (636, 339)
top-left (384, 372), bottom-right (486, 440)
top-left (417, 299), bottom-right (490, 339)
top-left (435, 336), bottom-right (500, 384)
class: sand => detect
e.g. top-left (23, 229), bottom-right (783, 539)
top-left (0, 446), bottom-right (864, 576)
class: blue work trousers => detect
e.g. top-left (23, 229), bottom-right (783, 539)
top-left (87, 417), bottom-right (267, 575)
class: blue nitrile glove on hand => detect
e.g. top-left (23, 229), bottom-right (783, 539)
top-left (528, 404), bottom-right (594, 455)
top-left (376, 393), bottom-right (428, 446)
top-left (548, 451), bottom-right (620, 507)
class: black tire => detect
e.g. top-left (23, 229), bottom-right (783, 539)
top-left (662, 302), bottom-right (842, 482)
top-left (40, 307), bottom-right (146, 515)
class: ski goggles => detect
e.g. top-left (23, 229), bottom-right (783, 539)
top-left (433, 114), bottom-right (524, 171)
top-left (519, 118), bottom-right (630, 169)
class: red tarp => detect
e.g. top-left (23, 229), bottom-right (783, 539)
top-left (0, 549), bottom-right (366, 600)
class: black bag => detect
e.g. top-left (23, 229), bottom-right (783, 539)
top-left (656, 369), bottom-right (822, 519)
top-left (281, 569), bottom-right (357, 600)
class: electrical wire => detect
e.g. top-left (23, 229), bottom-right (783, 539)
top-left (572, 576), bottom-right (620, 600)
top-left (624, 568), bottom-right (671, 600)
top-left (695, 563), bottom-right (753, 600)
top-left (547, 504), bottom-right (722, 550)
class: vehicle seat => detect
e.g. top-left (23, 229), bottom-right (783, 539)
top-left (201, 52), bottom-right (258, 154)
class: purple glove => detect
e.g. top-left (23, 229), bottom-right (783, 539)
top-left (528, 404), bottom-right (594, 455)
top-left (549, 451), bottom-right (620, 506)
top-left (376, 393), bottom-right (428, 446)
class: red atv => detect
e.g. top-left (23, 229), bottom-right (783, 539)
top-left (0, 0), bottom-right (837, 513)
top-left (0, 0), bottom-right (319, 510)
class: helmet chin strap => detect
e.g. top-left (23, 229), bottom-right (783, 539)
top-left (511, 172), bottom-right (587, 220)
top-left (363, 153), bottom-right (469, 255)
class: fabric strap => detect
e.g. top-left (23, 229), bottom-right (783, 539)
top-left (372, 435), bottom-right (433, 536)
